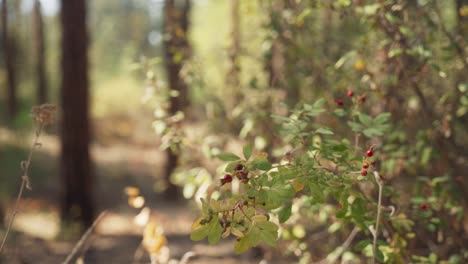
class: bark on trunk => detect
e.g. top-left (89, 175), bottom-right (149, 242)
top-left (1, 0), bottom-right (18, 120)
top-left (33, 0), bottom-right (47, 104)
top-left (162, 0), bottom-right (191, 199)
top-left (60, 0), bottom-right (94, 228)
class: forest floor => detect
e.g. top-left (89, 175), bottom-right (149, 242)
top-left (0, 122), bottom-right (291, 264)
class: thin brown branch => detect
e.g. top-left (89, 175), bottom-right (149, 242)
top-left (372, 171), bottom-right (384, 264)
top-left (63, 211), bottom-right (107, 264)
top-left (314, 226), bottom-right (360, 264)
top-left (0, 124), bottom-right (44, 255)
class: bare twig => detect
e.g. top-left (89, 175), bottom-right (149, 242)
top-left (0, 124), bottom-right (44, 255)
top-left (314, 226), bottom-right (360, 264)
top-left (63, 211), bottom-right (107, 264)
top-left (372, 171), bottom-right (384, 264)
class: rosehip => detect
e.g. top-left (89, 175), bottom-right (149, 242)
top-left (220, 174), bottom-right (233, 185)
top-left (335, 99), bottom-right (344, 107)
top-left (234, 163), bottom-right (244, 171)
top-left (360, 169), bottom-right (368, 176)
top-left (237, 171), bottom-right (248, 180)
top-left (419, 204), bottom-right (428, 210)
top-left (366, 149), bottom-right (373, 157)
top-left (362, 162), bottom-right (369, 169)
top-left (347, 89), bottom-right (354, 97)
top-left (359, 94), bottom-right (366, 103)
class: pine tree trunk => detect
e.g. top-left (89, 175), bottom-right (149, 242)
top-left (1, 0), bottom-right (17, 120)
top-left (33, 0), bottom-right (47, 104)
top-left (226, 0), bottom-right (241, 118)
top-left (163, 0), bottom-right (191, 199)
top-left (59, 0), bottom-right (94, 228)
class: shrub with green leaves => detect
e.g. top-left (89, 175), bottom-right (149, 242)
top-left (189, 98), bottom-right (401, 262)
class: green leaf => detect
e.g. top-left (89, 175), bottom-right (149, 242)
top-left (316, 127), bottom-right (334, 135)
top-left (190, 221), bottom-right (210, 241)
top-left (358, 113), bottom-right (373, 127)
top-left (259, 229), bottom-right (277, 247)
top-left (374, 113), bottom-right (391, 125)
top-left (191, 216), bottom-right (211, 241)
top-left (234, 235), bottom-right (251, 254)
top-left (334, 109), bottom-right (346, 117)
top-left (363, 128), bottom-right (384, 138)
top-left (420, 147), bottom-right (432, 165)
top-left (278, 204), bottom-right (292, 223)
top-left (217, 152), bottom-right (241, 161)
top-left (252, 159), bottom-right (272, 171)
top-left (264, 182), bottom-right (295, 209)
top-left (225, 161), bottom-right (238, 172)
top-left (256, 221), bottom-right (279, 247)
top-left (375, 248), bottom-right (385, 262)
top-left (355, 239), bottom-right (372, 251)
top-left (313, 98), bottom-right (326, 108)
top-left (207, 215), bottom-right (223, 244)
top-left (243, 143), bottom-right (253, 160)
top-left (347, 121), bottom-right (363, 132)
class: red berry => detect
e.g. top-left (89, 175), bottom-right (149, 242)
top-left (335, 99), bottom-right (344, 106)
top-left (362, 162), bottom-right (369, 169)
top-left (347, 89), bottom-right (354, 97)
top-left (419, 204), bottom-right (428, 210)
top-left (237, 171), bottom-right (248, 180)
top-left (360, 169), bottom-right (368, 176)
top-left (221, 174), bottom-right (233, 185)
top-left (366, 150), bottom-right (373, 157)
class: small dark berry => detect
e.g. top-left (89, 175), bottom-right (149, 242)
top-left (335, 99), bottom-right (344, 107)
top-left (366, 150), bottom-right (373, 157)
top-left (234, 163), bottom-right (244, 171)
top-left (419, 204), bottom-right (428, 210)
top-left (221, 174), bottom-right (233, 185)
top-left (359, 94), bottom-right (366, 103)
top-left (362, 162), bottom-right (369, 169)
top-left (360, 169), bottom-right (368, 176)
top-left (347, 89), bottom-right (354, 97)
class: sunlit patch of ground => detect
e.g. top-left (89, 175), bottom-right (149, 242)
top-left (13, 210), bottom-right (60, 240)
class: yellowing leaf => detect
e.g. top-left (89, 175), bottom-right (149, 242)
top-left (124, 186), bottom-right (140, 197)
top-left (128, 196), bottom-right (145, 208)
top-left (231, 227), bottom-right (245, 238)
top-left (252, 214), bottom-right (268, 223)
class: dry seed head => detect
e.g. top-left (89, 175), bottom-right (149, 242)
top-left (32, 104), bottom-right (57, 125)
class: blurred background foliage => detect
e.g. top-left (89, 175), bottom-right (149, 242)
top-left (0, 0), bottom-right (467, 263)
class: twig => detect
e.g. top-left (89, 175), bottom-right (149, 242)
top-left (0, 124), bottom-right (44, 255)
top-left (63, 211), bottom-right (107, 264)
top-left (372, 171), bottom-right (384, 264)
top-left (314, 226), bottom-right (360, 264)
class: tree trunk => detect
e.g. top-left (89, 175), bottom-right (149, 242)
top-left (60, 0), bottom-right (94, 228)
top-left (1, 0), bottom-right (18, 120)
top-left (226, 0), bottom-right (241, 118)
top-left (32, 0), bottom-right (47, 104)
top-left (162, 0), bottom-right (191, 199)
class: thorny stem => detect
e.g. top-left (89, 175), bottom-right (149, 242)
top-left (0, 124), bottom-right (44, 255)
top-left (372, 171), bottom-right (383, 264)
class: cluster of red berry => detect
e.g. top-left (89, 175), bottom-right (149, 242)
top-left (335, 88), bottom-right (366, 107)
top-left (220, 163), bottom-right (249, 185)
top-left (360, 146), bottom-right (374, 176)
